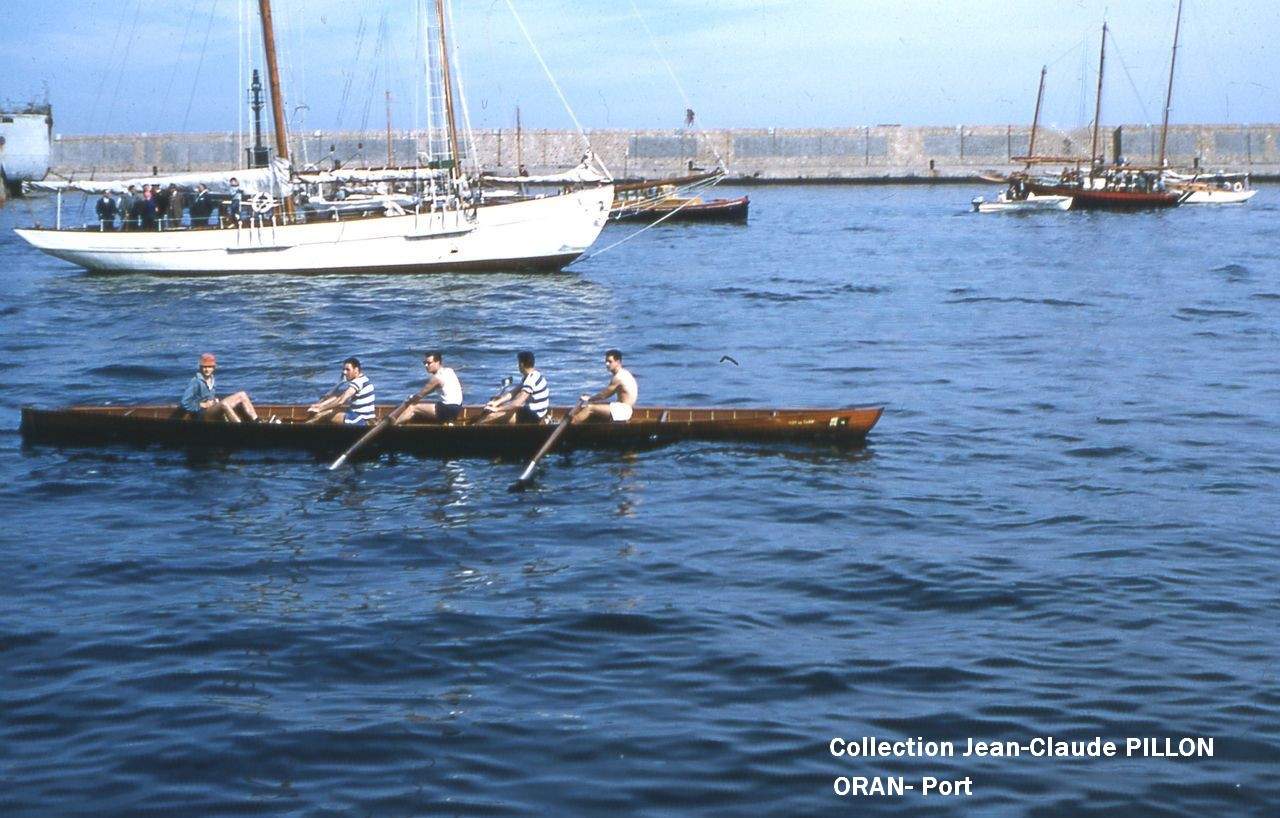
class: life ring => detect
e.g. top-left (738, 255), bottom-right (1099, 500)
top-left (1232, 181), bottom-right (1244, 192)
top-left (250, 193), bottom-right (274, 214)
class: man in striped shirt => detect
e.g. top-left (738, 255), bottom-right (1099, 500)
top-left (394, 350), bottom-right (465, 424)
top-left (478, 351), bottom-right (550, 425)
top-left (306, 357), bottom-right (376, 425)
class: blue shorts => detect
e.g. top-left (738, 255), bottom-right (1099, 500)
top-left (516, 406), bottom-right (545, 424)
top-left (436, 403), bottom-right (462, 422)
top-left (344, 411), bottom-right (370, 426)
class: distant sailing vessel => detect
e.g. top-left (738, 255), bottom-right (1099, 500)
top-left (995, 4), bottom-right (1219, 212)
top-left (16, 1), bottom-right (613, 275)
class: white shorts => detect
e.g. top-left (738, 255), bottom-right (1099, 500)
top-left (609, 402), bottom-right (633, 422)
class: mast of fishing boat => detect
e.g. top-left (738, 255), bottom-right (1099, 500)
top-left (434, 0), bottom-right (463, 182)
top-left (1157, 0), bottom-right (1184, 169)
top-left (385, 90), bottom-right (394, 166)
top-left (1027, 65), bottom-right (1047, 167)
top-left (1089, 23), bottom-right (1107, 170)
top-left (257, 0), bottom-right (289, 164)
top-left (516, 106), bottom-right (523, 172)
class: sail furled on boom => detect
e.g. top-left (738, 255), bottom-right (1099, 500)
top-left (30, 158), bottom-right (293, 197)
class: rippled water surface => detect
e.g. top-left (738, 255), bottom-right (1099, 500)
top-left (2, 186), bottom-right (1278, 816)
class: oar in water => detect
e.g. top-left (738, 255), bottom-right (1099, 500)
top-left (327, 384), bottom-right (433, 471)
top-left (509, 400), bottom-right (586, 492)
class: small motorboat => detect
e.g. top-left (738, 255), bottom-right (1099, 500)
top-left (1166, 173), bottom-right (1258, 205)
top-left (971, 191), bottom-right (1072, 213)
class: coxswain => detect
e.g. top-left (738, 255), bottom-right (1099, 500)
top-left (394, 350), bottom-right (464, 424)
top-left (477, 351), bottom-right (549, 425)
top-left (180, 353), bottom-right (260, 422)
top-left (572, 348), bottom-right (637, 423)
top-left (306, 357), bottom-right (376, 425)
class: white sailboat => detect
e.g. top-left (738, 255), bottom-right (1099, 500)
top-left (16, 0), bottom-right (613, 275)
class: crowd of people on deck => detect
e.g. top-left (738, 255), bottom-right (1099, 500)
top-left (94, 178), bottom-right (249, 231)
top-left (1053, 162), bottom-right (1169, 194)
top-left (180, 349), bottom-right (639, 427)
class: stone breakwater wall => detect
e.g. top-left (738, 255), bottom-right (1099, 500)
top-left (51, 125), bottom-right (1280, 181)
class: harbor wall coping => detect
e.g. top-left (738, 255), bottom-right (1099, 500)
top-left (49, 125), bottom-right (1280, 181)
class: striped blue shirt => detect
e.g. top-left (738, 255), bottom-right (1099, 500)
top-left (340, 374), bottom-right (375, 424)
top-left (519, 369), bottom-right (549, 419)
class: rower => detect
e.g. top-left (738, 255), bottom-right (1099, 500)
top-left (572, 348), bottom-right (637, 423)
top-left (181, 353), bottom-right (260, 423)
top-left (306, 357), bottom-right (375, 425)
top-left (394, 350), bottom-right (464, 424)
top-left (477, 351), bottom-right (549, 425)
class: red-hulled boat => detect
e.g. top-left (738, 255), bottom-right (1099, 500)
top-left (1025, 181), bottom-right (1187, 210)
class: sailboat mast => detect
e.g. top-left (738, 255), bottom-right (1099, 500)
top-left (1157, 0), bottom-right (1184, 168)
top-left (257, 0), bottom-right (290, 163)
top-left (516, 106), bottom-right (523, 171)
top-left (1027, 66), bottom-right (1047, 164)
top-left (434, 0), bottom-right (463, 180)
top-left (385, 90), bottom-right (394, 166)
top-left (1089, 23), bottom-right (1107, 169)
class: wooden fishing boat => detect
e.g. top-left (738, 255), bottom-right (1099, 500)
top-left (609, 171), bottom-right (749, 224)
top-left (1024, 180), bottom-right (1186, 210)
top-left (20, 403), bottom-right (883, 459)
top-left (610, 194), bottom-right (749, 224)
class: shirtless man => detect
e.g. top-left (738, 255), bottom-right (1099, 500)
top-left (394, 350), bottom-right (464, 424)
top-left (572, 348), bottom-right (637, 423)
top-left (180, 353), bottom-right (260, 423)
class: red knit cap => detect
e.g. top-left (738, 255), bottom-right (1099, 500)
top-left (199, 353), bottom-right (217, 366)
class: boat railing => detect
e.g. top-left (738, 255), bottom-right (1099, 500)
top-left (61, 192), bottom-right (490, 233)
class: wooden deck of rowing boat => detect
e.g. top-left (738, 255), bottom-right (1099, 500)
top-left (20, 403), bottom-right (884, 459)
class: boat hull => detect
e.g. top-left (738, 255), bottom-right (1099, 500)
top-left (21, 403), bottom-right (883, 459)
top-left (1026, 183), bottom-right (1184, 210)
top-left (1177, 188), bottom-right (1258, 205)
top-left (13, 185), bottom-right (613, 275)
top-left (611, 196), bottom-right (749, 224)
top-left (973, 194), bottom-right (1072, 213)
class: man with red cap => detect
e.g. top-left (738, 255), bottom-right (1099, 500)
top-left (180, 353), bottom-right (260, 422)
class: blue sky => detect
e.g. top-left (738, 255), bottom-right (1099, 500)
top-left (1, 0), bottom-right (1275, 136)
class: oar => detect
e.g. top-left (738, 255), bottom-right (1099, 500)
top-left (509, 400), bottom-right (586, 491)
top-left (327, 384), bottom-right (432, 471)
top-left (466, 376), bottom-right (515, 426)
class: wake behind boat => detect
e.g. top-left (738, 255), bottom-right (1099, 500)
top-left (20, 403), bottom-right (884, 460)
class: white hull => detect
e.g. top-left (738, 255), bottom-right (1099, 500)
top-left (15, 185), bottom-right (613, 274)
top-left (1177, 188), bottom-right (1258, 205)
top-left (972, 194), bottom-right (1072, 213)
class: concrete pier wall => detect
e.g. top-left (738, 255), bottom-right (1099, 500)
top-left (50, 124), bottom-right (1280, 181)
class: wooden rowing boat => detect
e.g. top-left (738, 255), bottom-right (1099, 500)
top-left (20, 403), bottom-right (883, 459)
top-left (610, 195), bottom-right (750, 223)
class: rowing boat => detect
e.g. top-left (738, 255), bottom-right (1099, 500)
top-left (21, 403), bottom-right (883, 459)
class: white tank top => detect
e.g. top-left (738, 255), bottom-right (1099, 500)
top-left (436, 366), bottom-right (463, 405)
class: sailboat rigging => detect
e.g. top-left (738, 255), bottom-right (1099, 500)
top-left (17, 0), bottom-right (614, 275)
